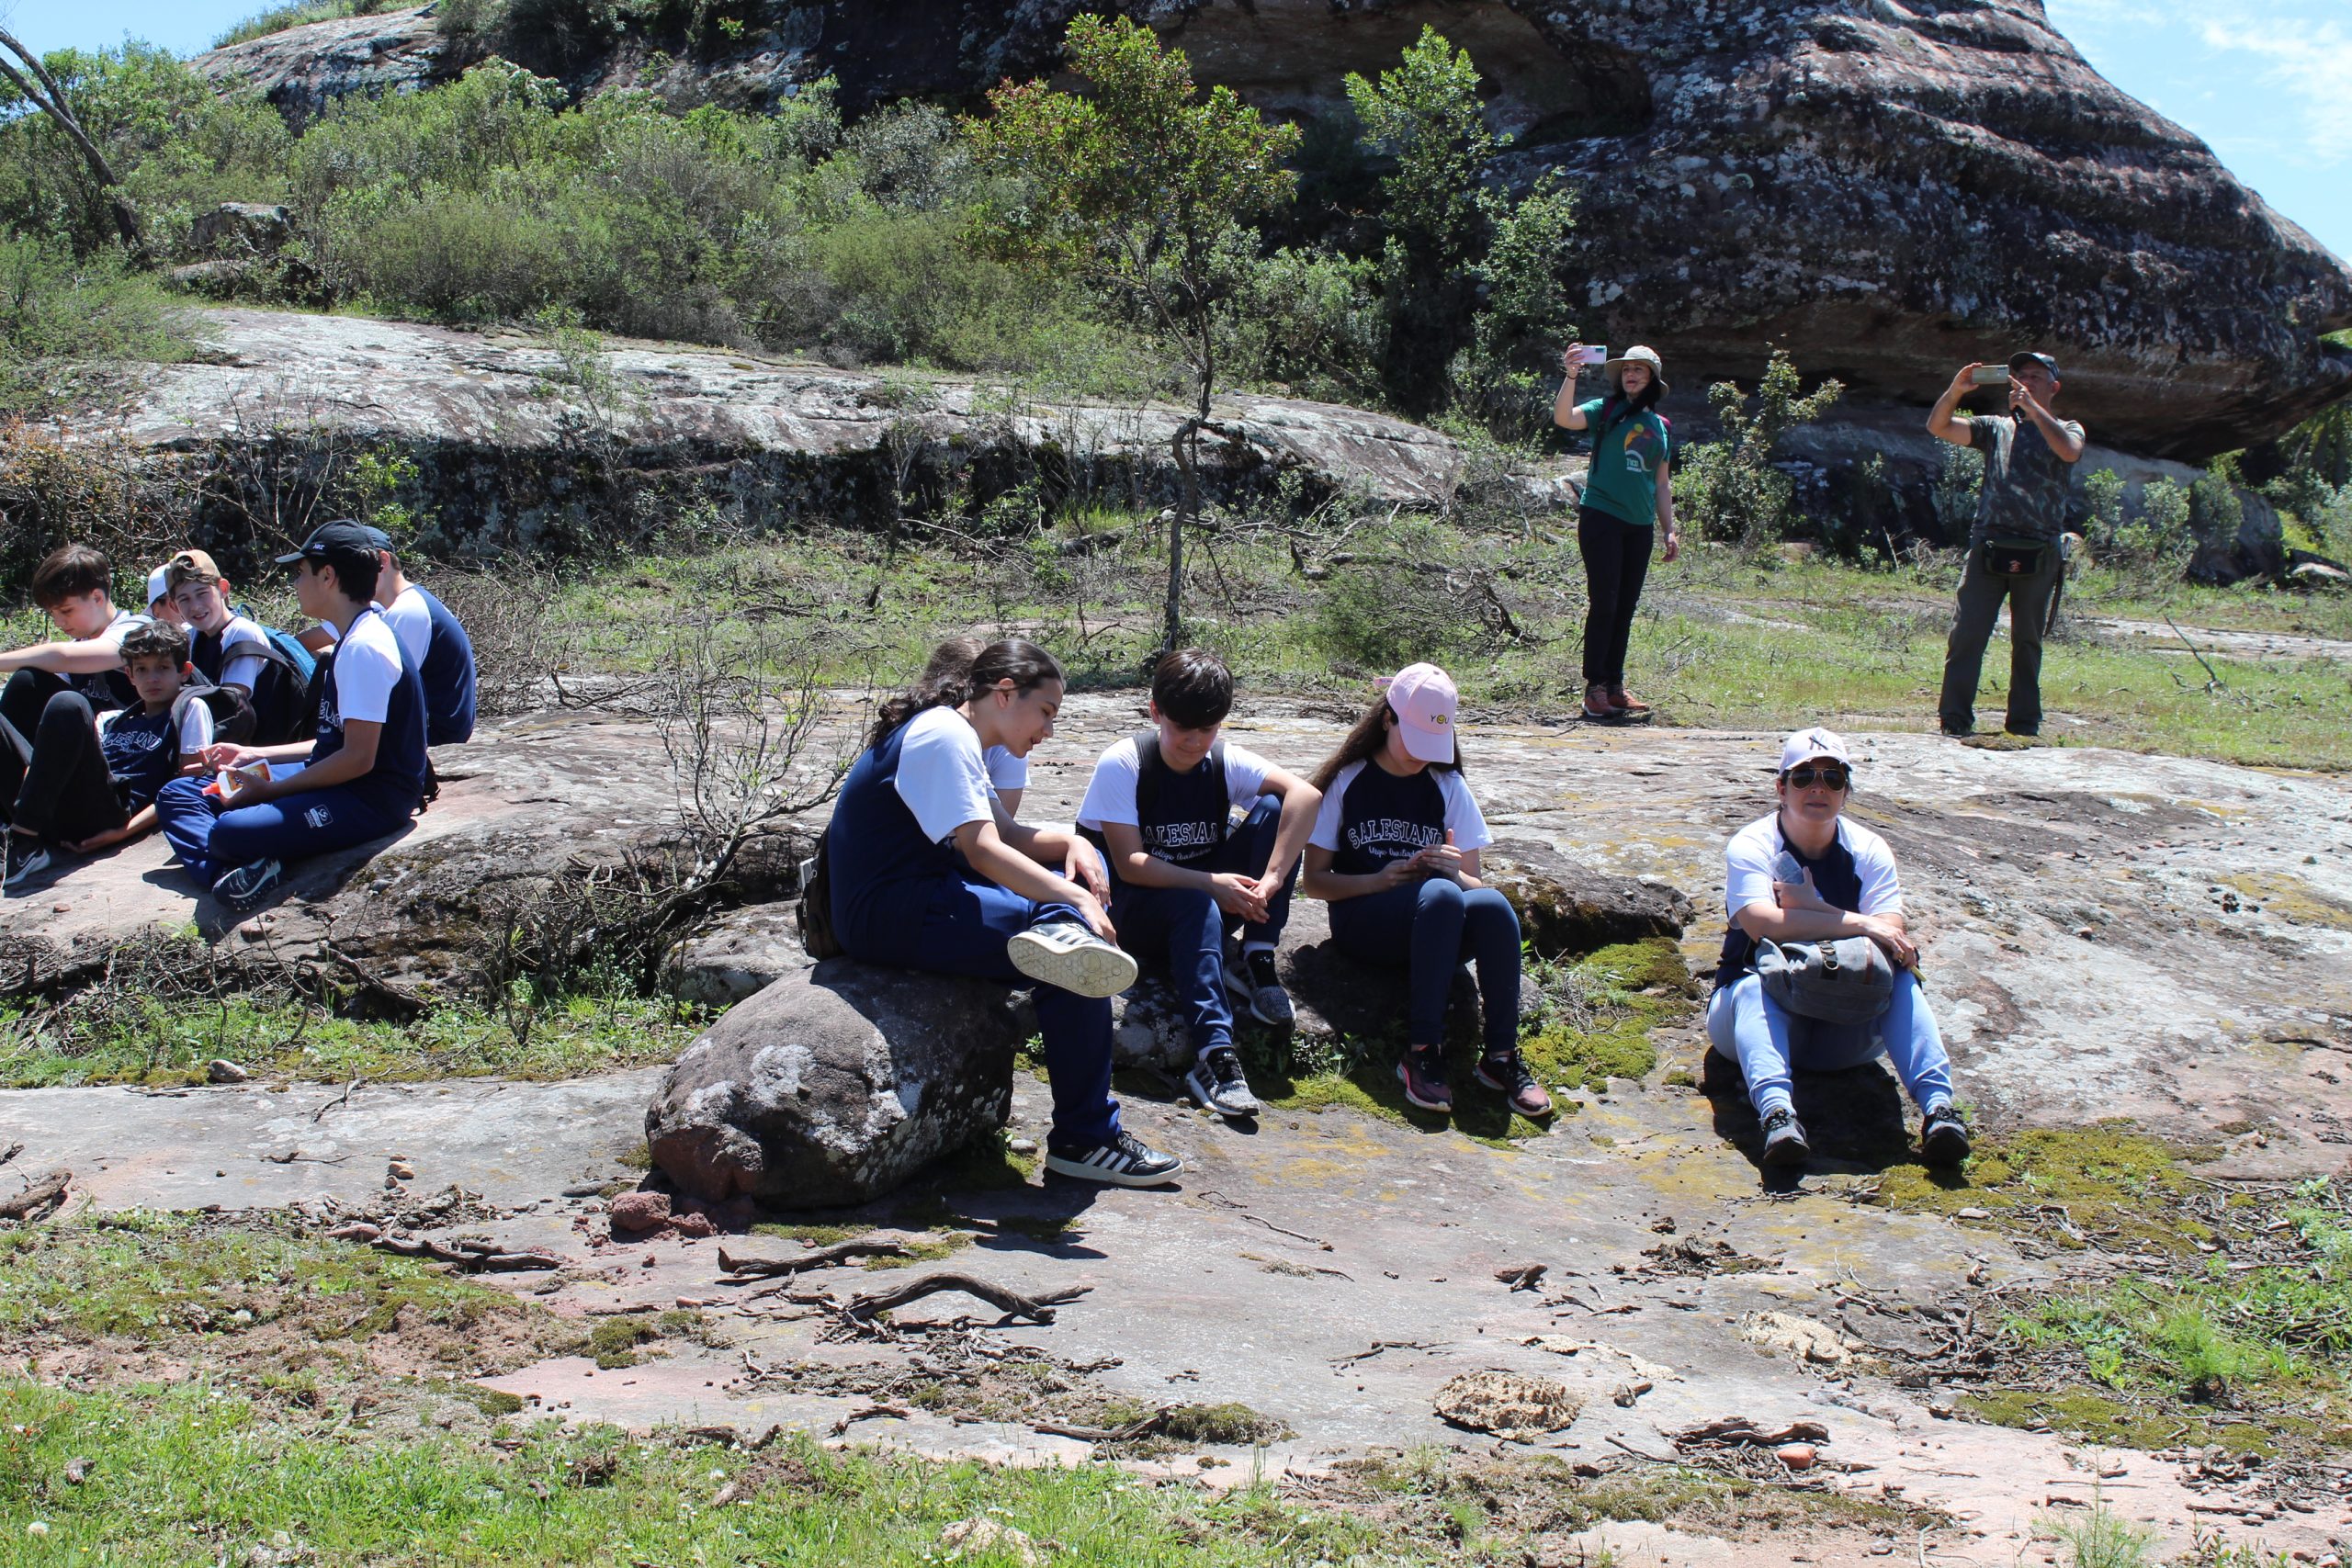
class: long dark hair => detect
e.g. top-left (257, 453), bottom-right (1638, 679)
top-left (1307, 694), bottom-right (1465, 793)
top-left (1599, 378), bottom-right (1663, 434)
top-left (866, 637), bottom-right (1064, 750)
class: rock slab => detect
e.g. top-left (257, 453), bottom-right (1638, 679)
top-left (645, 960), bottom-right (1027, 1208)
top-left (1483, 841), bottom-right (1693, 957)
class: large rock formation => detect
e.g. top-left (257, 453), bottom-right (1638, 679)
top-left (92, 307), bottom-right (1464, 562)
top-left (193, 1), bottom-right (2352, 458)
top-left (644, 960), bottom-right (1026, 1206)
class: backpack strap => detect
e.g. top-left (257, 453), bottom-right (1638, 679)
top-left (1130, 730), bottom-right (1167, 824)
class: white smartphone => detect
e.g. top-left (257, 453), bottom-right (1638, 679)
top-left (1574, 345), bottom-right (1609, 367)
top-left (1971, 366), bottom-right (2011, 386)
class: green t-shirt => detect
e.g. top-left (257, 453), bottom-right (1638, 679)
top-left (1577, 399), bottom-right (1673, 527)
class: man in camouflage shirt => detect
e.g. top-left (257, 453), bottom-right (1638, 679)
top-left (1926, 351), bottom-right (2085, 737)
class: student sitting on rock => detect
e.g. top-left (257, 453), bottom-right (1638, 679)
top-left (2, 620), bottom-right (213, 888)
top-left (922, 637), bottom-right (1029, 816)
top-left (165, 549), bottom-right (316, 745)
top-left (368, 531), bottom-right (477, 748)
top-left (1709, 727), bottom-right (1970, 1168)
top-left (1302, 662), bottom-right (1551, 1121)
top-left (1076, 648), bottom-right (1322, 1119)
top-left (829, 637), bottom-right (1182, 1189)
top-left (1, 545), bottom-right (141, 754)
top-left (154, 521), bottom-right (429, 912)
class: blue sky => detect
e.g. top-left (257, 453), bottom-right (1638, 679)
top-left (5, 0), bottom-right (2346, 264)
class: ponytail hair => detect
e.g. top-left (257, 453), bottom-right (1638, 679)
top-left (866, 637), bottom-right (1065, 750)
top-left (1307, 693), bottom-right (1466, 793)
top-left (1599, 378), bottom-right (1663, 434)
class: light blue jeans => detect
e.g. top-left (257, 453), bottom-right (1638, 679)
top-left (1706, 970), bottom-right (1954, 1121)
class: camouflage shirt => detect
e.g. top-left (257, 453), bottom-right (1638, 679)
top-left (1971, 411), bottom-right (2085, 545)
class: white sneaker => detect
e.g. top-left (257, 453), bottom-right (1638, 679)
top-left (1006, 919), bottom-right (1138, 999)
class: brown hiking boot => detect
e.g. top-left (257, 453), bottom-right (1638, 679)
top-left (1609, 686), bottom-right (1653, 716)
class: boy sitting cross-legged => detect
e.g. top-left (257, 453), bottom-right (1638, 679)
top-left (1076, 648), bottom-right (1322, 1118)
top-left (155, 521), bottom-right (429, 912)
top-left (2, 620), bottom-right (213, 888)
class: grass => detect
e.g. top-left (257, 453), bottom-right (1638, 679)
top-left (0, 984), bottom-right (705, 1089)
top-left (529, 524), bottom-right (2352, 772)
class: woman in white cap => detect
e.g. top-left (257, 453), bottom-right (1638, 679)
top-left (1301, 663), bottom-right (1550, 1120)
top-left (1555, 344), bottom-right (1679, 722)
top-left (1709, 727), bottom-right (1969, 1168)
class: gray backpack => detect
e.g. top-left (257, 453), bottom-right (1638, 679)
top-left (1755, 936), bottom-right (1895, 1025)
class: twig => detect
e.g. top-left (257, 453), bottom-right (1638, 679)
top-left (0, 1168), bottom-right (71, 1221)
top-left (1606, 1433), bottom-right (1671, 1462)
top-left (1199, 1190), bottom-right (1333, 1250)
top-left (828, 1404), bottom-right (910, 1437)
top-left (311, 1077), bottom-right (367, 1122)
top-left (371, 1235), bottom-right (560, 1271)
top-left (842, 1272), bottom-right (1089, 1325)
top-left (718, 1240), bottom-right (912, 1278)
top-left (2163, 614), bottom-right (2228, 692)
top-left (0, 1142), bottom-right (21, 1168)
top-left (1035, 1406), bottom-right (1171, 1444)
top-left (1329, 1340), bottom-right (1435, 1367)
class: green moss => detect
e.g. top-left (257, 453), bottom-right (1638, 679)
top-left (1157, 1403), bottom-right (1291, 1446)
top-left (1864, 1121), bottom-right (2217, 1254)
top-left (614, 1141), bottom-right (654, 1171)
top-left (587, 1315), bottom-right (658, 1370)
top-left (1963, 1388), bottom-right (2188, 1450)
top-left (441, 1382), bottom-right (526, 1417)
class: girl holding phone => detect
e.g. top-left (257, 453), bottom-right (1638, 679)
top-left (1301, 663), bottom-right (1550, 1121)
top-left (1554, 344), bottom-right (1679, 723)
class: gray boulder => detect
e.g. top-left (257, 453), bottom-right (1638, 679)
top-left (645, 960), bottom-right (1027, 1208)
top-left (188, 203), bottom-right (294, 258)
top-left (672, 904), bottom-right (818, 1008)
top-left (1483, 841), bottom-right (1694, 958)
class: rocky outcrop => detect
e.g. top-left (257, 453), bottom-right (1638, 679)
top-left (93, 307), bottom-right (1464, 564)
top-left (194, 1), bottom-right (2352, 457)
top-left (644, 960), bottom-right (1025, 1207)
top-left (1483, 842), bottom-right (1693, 958)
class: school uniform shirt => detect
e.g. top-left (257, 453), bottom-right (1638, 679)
top-left (986, 745), bottom-right (1026, 799)
top-left (66, 610), bottom-right (141, 708)
top-left (382, 585), bottom-right (478, 746)
top-left (1575, 398), bottom-right (1674, 528)
top-left (98, 700), bottom-right (212, 809)
top-left (191, 614), bottom-right (272, 693)
top-left (829, 707), bottom-right (996, 951)
top-left (1308, 760), bottom-right (1492, 877)
top-left (1713, 812), bottom-right (1902, 986)
top-left (1077, 737), bottom-right (1273, 867)
top-left (310, 606), bottom-right (430, 807)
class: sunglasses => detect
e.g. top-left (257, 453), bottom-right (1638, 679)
top-left (1785, 763), bottom-right (1850, 791)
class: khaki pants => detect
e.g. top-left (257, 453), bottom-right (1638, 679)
top-left (1939, 544), bottom-right (2063, 735)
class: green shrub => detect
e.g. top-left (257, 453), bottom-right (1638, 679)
top-left (0, 236), bottom-right (194, 417)
top-left (213, 0), bottom-right (395, 49)
top-left (1674, 348), bottom-right (1844, 550)
top-left (1929, 444), bottom-right (1984, 545)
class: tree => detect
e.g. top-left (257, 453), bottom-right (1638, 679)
top-left (0, 27), bottom-right (144, 257)
top-left (964, 15), bottom-right (1300, 650)
top-left (1675, 349), bottom-right (1844, 551)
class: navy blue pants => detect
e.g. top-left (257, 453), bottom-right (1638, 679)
top-left (1, 689), bottom-right (126, 844)
top-left (1110, 795), bottom-right (1296, 1061)
top-left (848, 871), bottom-right (1120, 1150)
top-left (155, 773), bottom-right (415, 889)
top-left (1329, 875), bottom-right (1521, 1055)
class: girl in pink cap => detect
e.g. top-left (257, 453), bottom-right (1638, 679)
top-left (1300, 663), bottom-right (1549, 1119)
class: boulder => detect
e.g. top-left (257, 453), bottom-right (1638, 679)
top-left (1483, 841), bottom-right (1693, 959)
top-left (644, 960), bottom-right (1029, 1208)
top-left (188, 203), bottom-right (294, 259)
top-left (192, 6), bottom-right (451, 126)
top-left (673, 904), bottom-right (818, 1009)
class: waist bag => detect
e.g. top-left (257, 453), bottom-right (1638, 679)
top-left (1756, 936), bottom-right (1895, 1025)
top-left (1980, 536), bottom-right (2050, 578)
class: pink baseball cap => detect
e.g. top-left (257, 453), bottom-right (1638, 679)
top-left (1381, 663), bottom-right (1459, 764)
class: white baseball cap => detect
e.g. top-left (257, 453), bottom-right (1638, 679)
top-left (146, 565), bottom-right (171, 607)
top-left (1381, 663), bottom-right (1459, 764)
top-left (1779, 727), bottom-right (1851, 775)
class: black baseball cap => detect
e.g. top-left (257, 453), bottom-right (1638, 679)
top-left (2007, 351), bottom-right (2061, 380)
top-left (274, 519), bottom-right (382, 564)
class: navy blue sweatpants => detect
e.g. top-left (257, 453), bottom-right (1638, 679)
top-left (1329, 876), bottom-right (1521, 1055)
top-left (1110, 794), bottom-right (1296, 1062)
top-left (155, 773), bottom-right (414, 889)
top-left (849, 871), bottom-right (1121, 1150)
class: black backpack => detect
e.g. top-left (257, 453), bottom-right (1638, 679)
top-left (795, 830), bottom-right (843, 961)
top-left (166, 676), bottom-right (239, 759)
top-left (203, 627), bottom-right (317, 748)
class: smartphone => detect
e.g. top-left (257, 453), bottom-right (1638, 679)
top-left (1971, 366), bottom-right (2011, 386)
top-left (1574, 345), bottom-right (1609, 367)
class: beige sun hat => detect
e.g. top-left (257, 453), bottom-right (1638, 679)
top-left (1603, 344), bottom-right (1668, 395)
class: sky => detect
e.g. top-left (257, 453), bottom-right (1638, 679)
top-left (3, 0), bottom-right (2346, 264)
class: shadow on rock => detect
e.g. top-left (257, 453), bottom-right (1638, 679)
top-left (1698, 1043), bottom-right (1925, 1179)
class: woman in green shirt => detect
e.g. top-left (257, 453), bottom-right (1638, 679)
top-left (1554, 344), bottom-right (1680, 721)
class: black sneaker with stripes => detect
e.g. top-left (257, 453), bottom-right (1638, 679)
top-left (1044, 1130), bottom-right (1183, 1188)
